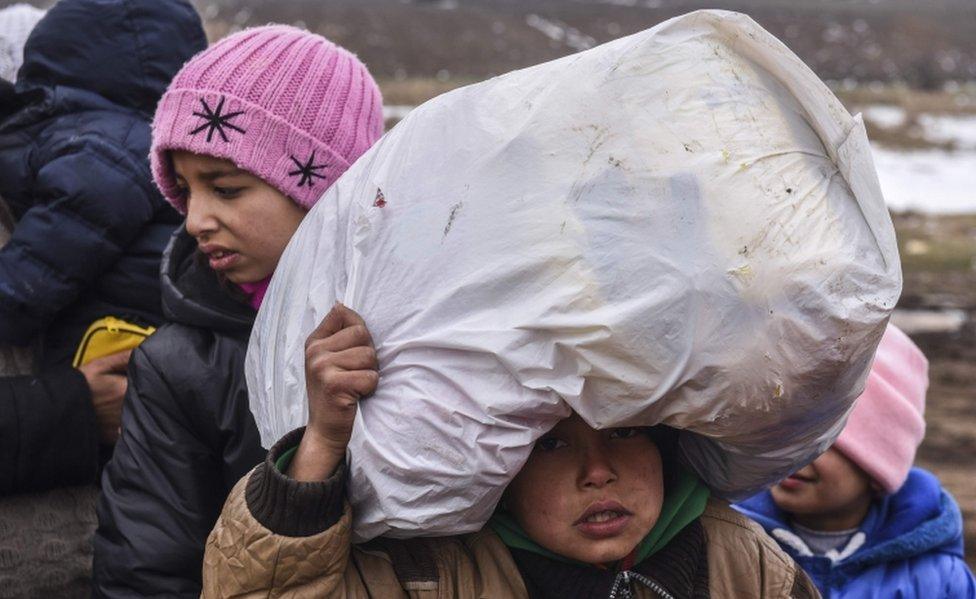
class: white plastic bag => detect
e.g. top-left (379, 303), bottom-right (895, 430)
top-left (248, 9), bottom-right (901, 541)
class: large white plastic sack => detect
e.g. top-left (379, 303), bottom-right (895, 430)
top-left (248, 10), bottom-right (901, 541)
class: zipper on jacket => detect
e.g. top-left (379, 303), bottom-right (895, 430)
top-left (608, 570), bottom-right (676, 599)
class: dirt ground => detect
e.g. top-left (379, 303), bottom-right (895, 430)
top-left (892, 212), bottom-right (976, 567)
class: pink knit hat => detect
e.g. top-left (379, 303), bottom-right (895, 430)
top-left (833, 324), bottom-right (928, 494)
top-left (150, 25), bottom-right (384, 212)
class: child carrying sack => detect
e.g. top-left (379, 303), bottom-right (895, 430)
top-left (248, 10), bottom-right (901, 541)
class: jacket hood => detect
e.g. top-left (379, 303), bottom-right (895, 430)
top-left (736, 468), bottom-right (964, 574)
top-left (161, 227), bottom-right (254, 335)
top-left (17, 0), bottom-right (205, 115)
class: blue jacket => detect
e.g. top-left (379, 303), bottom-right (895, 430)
top-left (0, 0), bottom-right (205, 493)
top-left (736, 468), bottom-right (976, 598)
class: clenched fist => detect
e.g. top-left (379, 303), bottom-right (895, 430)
top-left (288, 303), bottom-right (378, 482)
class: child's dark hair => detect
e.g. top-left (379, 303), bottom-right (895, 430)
top-left (646, 425), bottom-right (681, 490)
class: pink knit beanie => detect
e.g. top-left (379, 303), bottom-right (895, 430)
top-left (150, 25), bottom-right (384, 212)
top-left (833, 324), bottom-right (928, 494)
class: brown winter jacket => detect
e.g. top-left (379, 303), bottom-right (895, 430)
top-left (203, 429), bottom-right (820, 599)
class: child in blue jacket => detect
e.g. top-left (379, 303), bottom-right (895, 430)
top-left (0, 0), bottom-right (205, 493)
top-left (737, 325), bottom-right (975, 598)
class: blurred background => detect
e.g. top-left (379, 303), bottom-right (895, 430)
top-left (6, 0), bottom-right (976, 563)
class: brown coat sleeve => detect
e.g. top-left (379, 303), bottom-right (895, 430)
top-left (201, 428), bottom-right (353, 598)
top-left (700, 499), bottom-right (823, 599)
top-left (790, 566), bottom-right (820, 599)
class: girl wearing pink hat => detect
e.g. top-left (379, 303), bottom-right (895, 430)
top-left (93, 26), bottom-right (384, 598)
top-left (737, 325), bottom-right (975, 598)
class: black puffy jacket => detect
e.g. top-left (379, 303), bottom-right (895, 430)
top-left (0, 0), bottom-right (206, 493)
top-left (94, 229), bottom-right (265, 598)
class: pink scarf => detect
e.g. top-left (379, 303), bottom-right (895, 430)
top-left (238, 277), bottom-right (271, 311)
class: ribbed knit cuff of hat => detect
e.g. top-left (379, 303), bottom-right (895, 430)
top-left (245, 427), bottom-right (347, 537)
top-left (832, 325), bottom-right (928, 495)
top-left (151, 89), bottom-right (353, 212)
top-left (833, 406), bottom-right (924, 495)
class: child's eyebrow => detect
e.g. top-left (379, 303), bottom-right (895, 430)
top-left (199, 167), bottom-right (246, 181)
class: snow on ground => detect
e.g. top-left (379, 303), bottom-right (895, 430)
top-left (525, 14), bottom-right (595, 52)
top-left (858, 105), bottom-right (976, 213)
top-left (860, 105), bottom-right (907, 128)
top-left (891, 309), bottom-right (968, 335)
top-left (916, 113), bottom-right (976, 151)
top-left (383, 105), bottom-right (415, 121)
top-left (860, 104), bottom-right (976, 150)
top-left (872, 146), bottom-right (976, 214)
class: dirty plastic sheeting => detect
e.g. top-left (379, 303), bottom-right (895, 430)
top-left (248, 10), bottom-right (901, 541)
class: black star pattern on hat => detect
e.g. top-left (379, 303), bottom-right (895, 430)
top-left (288, 151), bottom-right (328, 188)
top-left (190, 96), bottom-right (246, 142)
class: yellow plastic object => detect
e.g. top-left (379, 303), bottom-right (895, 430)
top-left (72, 317), bottom-right (156, 368)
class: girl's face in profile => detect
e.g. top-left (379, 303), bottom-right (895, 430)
top-left (507, 413), bottom-right (664, 565)
top-left (770, 447), bottom-right (876, 530)
top-left (172, 151), bottom-right (306, 284)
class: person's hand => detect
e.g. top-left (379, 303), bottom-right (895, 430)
top-left (289, 303), bottom-right (378, 482)
top-left (78, 349), bottom-right (133, 444)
